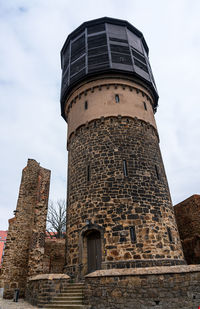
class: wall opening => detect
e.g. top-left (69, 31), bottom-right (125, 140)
top-left (130, 226), bottom-right (136, 243)
top-left (87, 230), bottom-right (101, 273)
top-left (167, 227), bottom-right (173, 243)
top-left (143, 101), bottom-right (147, 110)
top-left (80, 225), bottom-right (104, 278)
top-left (155, 165), bottom-right (160, 180)
top-left (123, 160), bottom-right (128, 177)
top-left (115, 94), bottom-right (120, 103)
top-left (87, 164), bottom-right (90, 182)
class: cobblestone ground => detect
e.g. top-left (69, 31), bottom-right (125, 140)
top-left (0, 297), bottom-right (39, 309)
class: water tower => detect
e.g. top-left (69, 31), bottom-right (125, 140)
top-left (60, 17), bottom-right (185, 279)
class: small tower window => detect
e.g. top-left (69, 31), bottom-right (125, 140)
top-left (143, 101), bottom-right (147, 111)
top-left (167, 227), bottom-right (173, 243)
top-left (87, 164), bottom-right (90, 182)
top-left (130, 226), bottom-right (136, 243)
top-left (155, 165), bottom-right (160, 180)
top-left (84, 101), bottom-right (88, 110)
top-left (123, 160), bottom-right (128, 177)
top-left (115, 94), bottom-right (120, 103)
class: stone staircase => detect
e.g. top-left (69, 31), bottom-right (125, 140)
top-left (43, 283), bottom-right (88, 309)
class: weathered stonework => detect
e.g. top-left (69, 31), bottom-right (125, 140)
top-left (174, 194), bottom-right (200, 264)
top-left (1, 159), bottom-right (51, 298)
top-left (26, 274), bottom-right (70, 307)
top-left (84, 266), bottom-right (200, 309)
top-left (65, 77), bottom-right (185, 279)
top-left (43, 238), bottom-right (65, 274)
top-left (28, 165), bottom-right (51, 277)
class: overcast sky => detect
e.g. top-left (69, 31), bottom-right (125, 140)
top-left (0, 0), bottom-right (200, 230)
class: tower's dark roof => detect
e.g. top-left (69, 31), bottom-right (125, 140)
top-left (61, 17), bottom-right (149, 57)
top-left (60, 17), bottom-right (158, 120)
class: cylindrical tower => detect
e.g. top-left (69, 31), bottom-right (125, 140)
top-left (60, 17), bottom-right (185, 279)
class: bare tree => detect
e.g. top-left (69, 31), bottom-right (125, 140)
top-left (46, 199), bottom-right (66, 238)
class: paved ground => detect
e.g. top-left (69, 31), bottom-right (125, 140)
top-left (0, 297), bottom-right (39, 309)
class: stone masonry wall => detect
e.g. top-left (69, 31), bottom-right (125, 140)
top-left (84, 266), bottom-right (200, 309)
top-left (1, 159), bottom-right (50, 298)
top-left (42, 238), bottom-right (65, 274)
top-left (174, 194), bottom-right (200, 239)
top-left (27, 166), bottom-right (51, 277)
top-left (66, 116), bottom-right (184, 279)
top-left (174, 195), bottom-right (200, 264)
top-left (26, 274), bottom-right (70, 307)
top-left (181, 236), bottom-right (200, 264)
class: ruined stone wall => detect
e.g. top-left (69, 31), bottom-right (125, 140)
top-left (42, 238), bottom-right (65, 274)
top-left (174, 195), bottom-right (200, 264)
top-left (1, 159), bottom-right (50, 298)
top-left (174, 195), bottom-right (200, 239)
top-left (27, 166), bottom-right (51, 277)
top-left (181, 236), bottom-right (200, 264)
top-left (84, 266), bottom-right (200, 309)
top-left (66, 116), bottom-right (184, 279)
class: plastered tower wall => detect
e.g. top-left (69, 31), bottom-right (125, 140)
top-left (2, 159), bottom-right (50, 298)
top-left (60, 17), bottom-right (185, 279)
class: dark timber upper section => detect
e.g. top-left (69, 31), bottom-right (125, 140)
top-left (60, 17), bottom-right (159, 120)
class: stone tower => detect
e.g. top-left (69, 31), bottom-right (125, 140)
top-left (60, 17), bottom-right (185, 279)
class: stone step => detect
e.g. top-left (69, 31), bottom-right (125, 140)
top-left (63, 287), bottom-right (84, 291)
top-left (62, 288), bottom-right (83, 290)
top-left (65, 284), bottom-right (84, 287)
top-left (60, 290), bottom-right (83, 293)
top-left (59, 290), bottom-right (83, 295)
top-left (54, 293), bottom-right (84, 298)
top-left (50, 297), bottom-right (83, 303)
top-left (45, 300), bottom-right (83, 305)
top-left (61, 292), bottom-right (83, 295)
top-left (64, 284), bottom-right (84, 287)
top-left (62, 292), bottom-right (83, 294)
top-left (63, 286), bottom-right (84, 288)
top-left (41, 282), bottom-right (87, 309)
top-left (53, 296), bottom-right (83, 301)
top-left (43, 304), bottom-right (88, 309)
top-left (61, 288), bottom-right (84, 293)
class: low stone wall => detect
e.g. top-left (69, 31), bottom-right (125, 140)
top-left (84, 265), bottom-right (200, 309)
top-left (26, 274), bottom-right (70, 307)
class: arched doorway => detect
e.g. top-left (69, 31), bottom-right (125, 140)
top-left (87, 230), bottom-right (101, 273)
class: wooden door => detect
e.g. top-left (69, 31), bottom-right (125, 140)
top-left (87, 231), bottom-right (101, 273)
